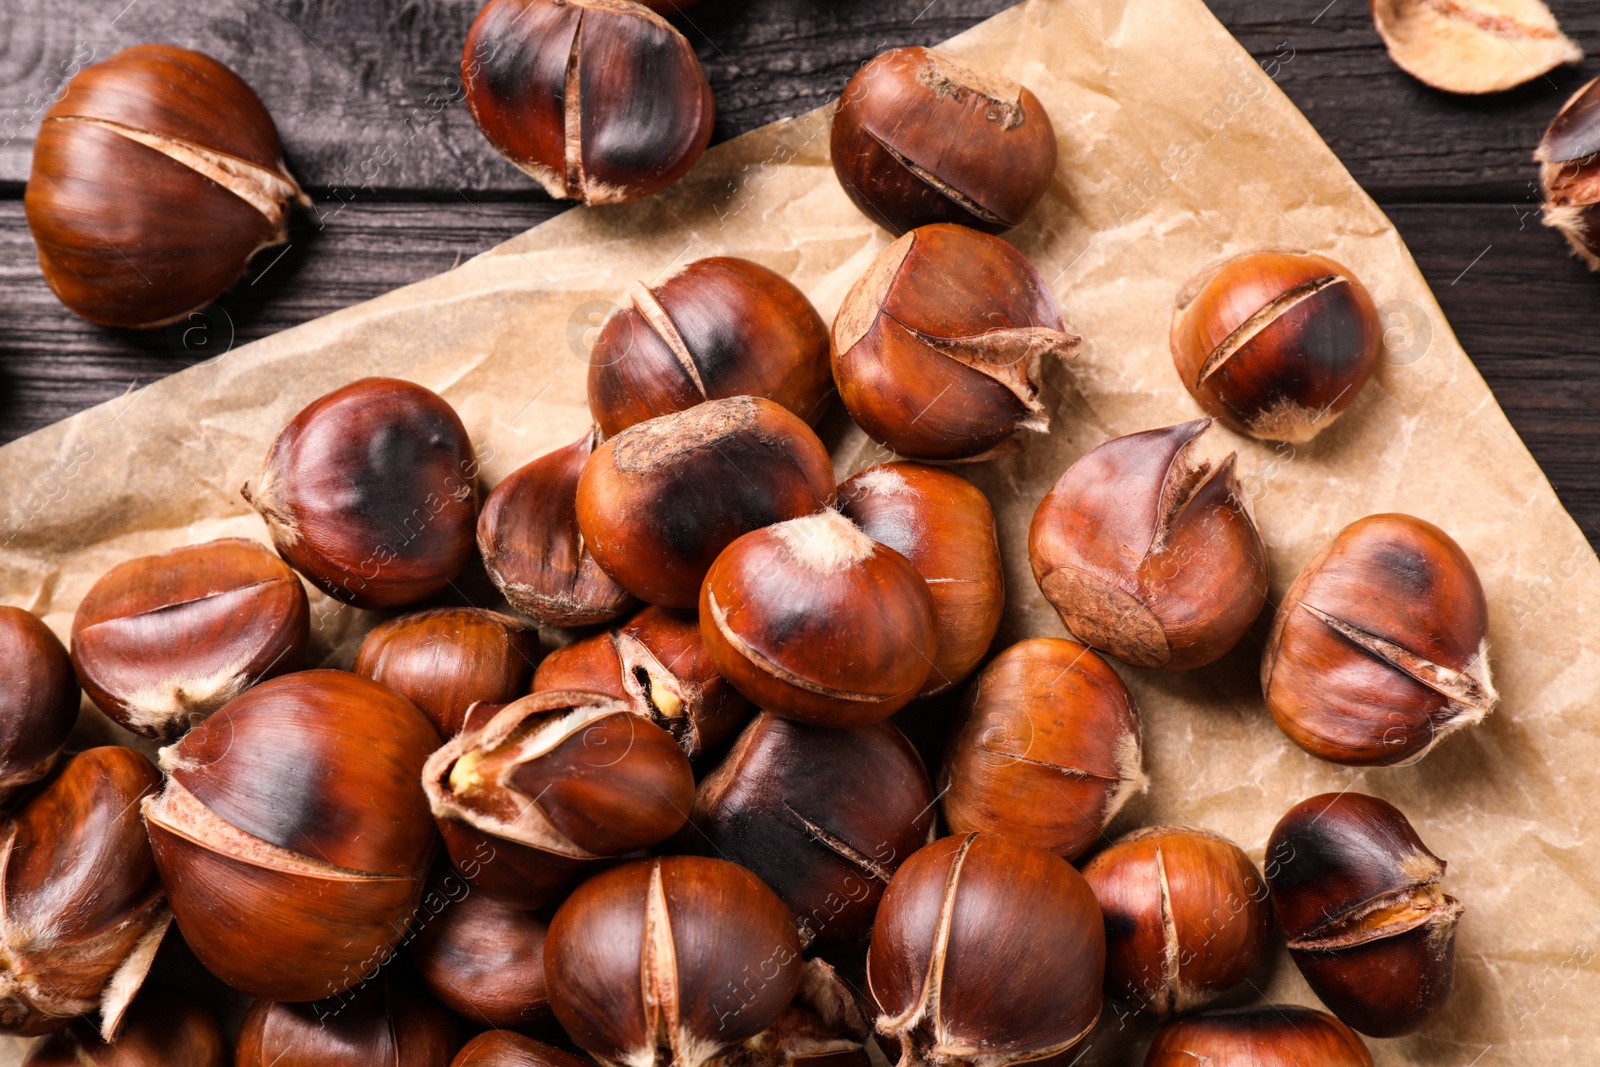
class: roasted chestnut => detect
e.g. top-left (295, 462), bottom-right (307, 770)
top-left (588, 256), bottom-right (832, 436)
top-left (836, 462), bottom-right (1003, 695)
top-left (236, 970), bottom-right (463, 1066)
top-left (726, 959), bottom-right (874, 1067)
top-left (410, 871), bottom-right (551, 1028)
top-left (451, 1032), bottom-right (589, 1067)
top-left (463, 0), bottom-right (713, 204)
top-left (242, 378), bottom-right (480, 610)
top-left (941, 638), bottom-right (1144, 861)
top-left (545, 855), bottom-right (803, 1067)
top-left (71, 538), bottom-right (309, 741)
top-left (699, 509), bottom-right (937, 728)
top-left (575, 396), bottom-right (835, 607)
top-left (1266, 792), bottom-right (1462, 1037)
top-left (831, 223), bottom-right (1077, 462)
top-left (1261, 513), bottom-right (1497, 766)
top-left (831, 47), bottom-right (1056, 236)
top-left (24, 45), bottom-right (307, 329)
top-left (1144, 1005), bottom-right (1373, 1067)
top-left (1028, 420), bottom-right (1268, 670)
top-left (1170, 249), bottom-right (1380, 443)
top-left (868, 833), bottom-right (1104, 1066)
top-left (1539, 77), bottom-right (1600, 271)
top-left (0, 747), bottom-right (167, 1041)
top-left (354, 607), bottom-right (539, 738)
top-left (142, 670), bottom-right (440, 1001)
top-left (0, 606), bottom-right (77, 806)
top-left (1080, 826), bottom-right (1271, 1018)
top-left (21, 987), bottom-right (223, 1067)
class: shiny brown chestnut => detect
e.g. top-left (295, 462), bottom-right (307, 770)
top-left (354, 608), bottom-right (539, 738)
top-left (479, 430), bottom-right (634, 628)
top-left (1028, 420), bottom-right (1268, 670)
top-left (451, 1032), bottom-right (590, 1067)
top-left (836, 463), bottom-right (1003, 696)
top-left (0, 747), bottom-right (168, 1041)
top-left (831, 47), bottom-right (1056, 236)
top-left (942, 638), bottom-right (1144, 861)
top-left (236, 970), bottom-right (463, 1066)
top-left (0, 607), bottom-right (77, 806)
top-left (242, 378), bottom-right (480, 610)
top-left (726, 959), bottom-right (875, 1067)
top-left (25, 45), bottom-right (307, 329)
top-left (1081, 826), bottom-right (1271, 1018)
top-left (21, 988), bottom-right (223, 1067)
top-left (868, 833), bottom-right (1104, 1067)
top-left (410, 870), bottom-right (551, 1028)
top-left (462, 0), bottom-right (713, 204)
top-left (700, 510), bottom-right (937, 728)
top-left (1266, 793), bottom-right (1462, 1037)
top-left (575, 396), bottom-right (835, 607)
top-left (545, 855), bottom-right (804, 1067)
top-left (588, 257), bottom-right (832, 436)
top-left (71, 538), bottom-right (309, 741)
top-left (1539, 77), bottom-right (1600, 270)
top-left (832, 223), bottom-right (1077, 462)
top-left (1144, 1005), bottom-right (1374, 1067)
top-left (532, 605), bottom-right (753, 759)
top-left (1262, 513), bottom-right (1497, 766)
top-left (1170, 249), bottom-right (1380, 443)
top-left (142, 670), bottom-right (440, 1001)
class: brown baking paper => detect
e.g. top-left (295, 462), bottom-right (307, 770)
top-left (2, 0), bottom-right (1595, 1063)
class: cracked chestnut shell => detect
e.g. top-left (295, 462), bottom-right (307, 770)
top-left (941, 638), bottom-right (1144, 861)
top-left (588, 257), bottom-right (832, 436)
top-left (411, 872), bottom-right (550, 1029)
top-left (242, 378), bottom-right (480, 610)
top-left (1081, 826), bottom-right (1271, 1018)
top-left (832, 223), bottom-right (1077, 462)
top-left (725, 959), bottom-right (875, 1067)
top-left (1539, 77), bottom-right (1600, 271)
top-left (71, 538), bottom-right (309, 741)
top-left (1262, 513), bottom-right (1496, 766)
top-left (545, 855), bottom-right (804, 1067)
top-left (0, 607), bottom-right (78, 806)
top-left (868, 833), bottom-right (1104, 1067)
top-left (1266, 793), bottom-right (1462, 1038)
top-left (1170, 250), bottom-right (1380, 443)
top-left (25, 45), bottom-right (307, 329)
top-left (236, 969), bottom-right (463, 1066)
top-left (1144, 1005), bottom-right (1373, 1067)
top-left (22, 987), bottom-right (223, 1067)
top-left (463, 0), bottom-right (713, 204)
top-left (452, 1032), bottom-right (590, 1067)
top-left (831, 47), bottom-right (1056, 236)
top-left (1028, 420), bottom-right (1268, 670)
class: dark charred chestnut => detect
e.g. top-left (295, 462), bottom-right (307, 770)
top-left (410, 869), bottom-right (551, 1028)
top-left (236, 970), bottom-right (463, 1066)
top-left (451, 1032), bottom-right (590, 1067)
top-left (0, 607), bottom-right (77, 806)
top-left (21, 987), bottom-right (223, 1067)
top-left (1144, 1005), bottom-right (1374, 1066)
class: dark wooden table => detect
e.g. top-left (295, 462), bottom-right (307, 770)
top-left (2, 0), bottom-right (1597, 547)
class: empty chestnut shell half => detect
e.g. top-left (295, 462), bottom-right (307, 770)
top-left (1028, 420), bottom-right (1268, 670)
top-left (236, 970), bottom-right (463, 1066)
top-left (1539, 77), bottom-right (1600, 271)
top-left (831, 47), bottom-right (1056, 236)
top-left (70, 537), bottom-right (309, 741)
top-left (25, 45), bottom-right (307, 329)
top-left (832, 223), bottom-right (1077, 462)
top-left (451, 1032), bottom-right (590, 1067)
top-left (21, 987), bottom-right (224, 1067)
top-left (588, 256), bottom-right (833, 436)
top-left (1144, 1005), bottom-right (1373, 1067)
top-left (1170, 249), bottom-right (1380, 443)
top-left (0, 607), bottom-right (78, 806)
top-left (411, 871), bottom-right (551, 1029)
top-left (1261, 512), bottom-right (1497, 766)
top-left (1266, 792), bottom-right (1462, 1037)
top-left (242, 377), bottom-right (480, 610)
top-left (463, 0), bottom-right (713, 204)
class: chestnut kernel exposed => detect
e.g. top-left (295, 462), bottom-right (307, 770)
top-left (1144, 1005), bottom-right (1373, 1067)
top-left (236, 970), bottom-right (464, 1066)
top-left (21, 988), bottom-right (224, 1067)
top-left (410, 868), bottom-right (551, 1029)
top-left (1261, 512), bottom-right (1497, 766)
top-left (1028, 420), bottom-right (1268, 670)
top-left (1372, 0), bottom-right (1579, 96)
top-left (831, 223), bottom-right (1077, 462)
top-left (0, 607), bottom-right (78, 806)
top-left (1538, 77), bottom-right (1600, 271)
top-left (452, 1032), bottom-right (591, 1067)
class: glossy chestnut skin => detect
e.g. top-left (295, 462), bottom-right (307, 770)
top-left (1144, 1005), bottom-right (1374, 1067)
top-left (25, 45), bottom-right (307, 329)
top-left (546, 855), bottom-right (804, 1067)
top-left (0, 747), bottom-right (167, 1041)
top-left (411, 872), bottom-right (550, 1028)
top-left (0, 607), bottom-right (78, 806)
top-left (354, 608), bottom-right (539, 738)
top-left (1170, 249), bottom-right (1380, 443)
top-left (941, 638), bottom-right (1144, 861)
top-left (868, 834), bottom-right (1104, 1067)
top-left (142, 670), bottom-right (440, 1001)
top-left (1540, 78), bottom-right (1600, 270)
top-left (235, 970), bottom-right (463, 1067)
top-left (242, 378), bottom-right (480, 610)
top-left (1081, 826), bottom-right (1271, 1018)
top-left (463, 0), bottom-right (713, 204)
top-left (588, 257), bottom-right (832, 436)
top-left (700, 510), bottom-right (937, 728)
top-left (1266, 793), bottom-right (1462, 1037)
top-left (479, 430), bottom-right (634, 627)
top-left (1262, 513), bottom-right (1497, 766)
top-left (832, 224), bottom-right (1077, 462)
top-left (831, 47), bottom-right (1056, 236)
top-left (532, 605), bottom-right (753, 759)
top-left (1029, 420), bottom-right (1268, 670)
top-left (21, 987), bottom-right (223, 1067)
top-left (576, 396), bottom-right (836, 608)
top-left (725, 959), bottom-right (874, 1067)
top-left (71, 538), bottom-right (309, 741)
top-left (451, 1032), bottom-right (590, 1067)
top-left (836, 463), bottom-right (1003, 696)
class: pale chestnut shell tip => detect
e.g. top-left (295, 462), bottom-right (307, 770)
top-left (1542, 203), bottom-right (1600, 271)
